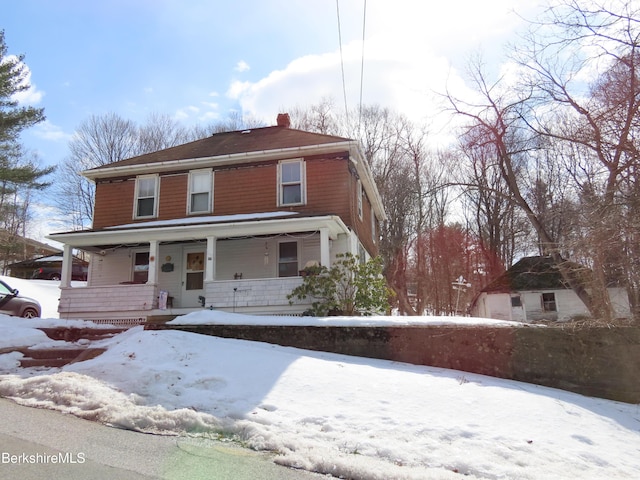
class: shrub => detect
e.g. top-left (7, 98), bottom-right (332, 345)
top-left (287, 253), bottom-right (391, 316)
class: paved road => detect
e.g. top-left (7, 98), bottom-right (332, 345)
top-left (0, 397), bottom-right (324, 479)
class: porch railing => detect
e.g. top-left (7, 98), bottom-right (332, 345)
top-left (205, 277), bottom-right (306, 312)
top-left (58, 284), bottom-right (158, 317)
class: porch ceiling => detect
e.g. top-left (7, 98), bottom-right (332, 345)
top-left (47, 214), bottom-right (350, 249)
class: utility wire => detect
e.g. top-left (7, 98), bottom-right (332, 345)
top-left (358, 0), bottom-right (367, 133)
top-left (336, 0), bottom-right (350, 124)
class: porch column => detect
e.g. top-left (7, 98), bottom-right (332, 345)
top-left (60, 244), bottom-right (73, 288)
top-left (206, 236), bottom-right (216, 281)
top-left (148, 240), bottom-right (159, 284)
top-left (320, 228), bottom-right (330, 268)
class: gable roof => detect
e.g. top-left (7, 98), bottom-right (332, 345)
top-left (481, 256), bottom-right (590, 293)
top-left (84, 126), bottom-right (352, 177)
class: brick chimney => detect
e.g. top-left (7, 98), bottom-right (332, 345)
top-left (276, 113), bottom-right (291, 128)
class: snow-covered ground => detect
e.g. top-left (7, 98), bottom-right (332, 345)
top-left (0, 276), bottom-right (638, 479)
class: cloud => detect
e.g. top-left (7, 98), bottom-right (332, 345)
top-left (198, 111), bottom-right (220, 122)
top-left (4, 55), bottom-right (45, 105)
top-left (227, 39), bottom-right (452, 130)
top-left (33, 120), bottom-right (72, 142)
top-left (224, 1), bottom-right (541, 144)
top-left (174, 105), bottom-right (200, 121)
top-left (234, 60), bottom-right (250, 73)
top-left (27, 202), bottom-right (67, 244)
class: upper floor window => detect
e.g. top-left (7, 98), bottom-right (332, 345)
top-left (357, 180), bottom-right (363, 220)
top-left (189, 169), bottom-right (213, 214)
top-left (134, 175), bottom-right (158, 219)
top-left (278, 159), bottom-right (305, 206)
top-left (371, 205), bottom-right (377, 244)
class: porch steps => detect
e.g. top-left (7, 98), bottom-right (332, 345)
top-left (38, 327), bottom-right (128, 342)
top-left (18, 347), bottom-right (106, 368)
top-left (6, 327), bottom-right (126, 369)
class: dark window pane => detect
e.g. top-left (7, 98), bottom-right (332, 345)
top-left (542, 293), bottom-right (556, 312)
top-left (186, 272), bottom-right (204, 290)
top-left (191, 192), bottom-right (209, 212)
top-left (138, 197), bottom-right (155, 217)
top-left (279, 242), bottom-right (298, 277)
top-left (282, 184), bottom-right (301, 204)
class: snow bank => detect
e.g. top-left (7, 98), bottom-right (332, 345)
top-left (169, 309), bottom-right (526, 327)
top-left (1, 327), bottom-right (636, 479)
top-left (0, 278), bottom-right (637, 479)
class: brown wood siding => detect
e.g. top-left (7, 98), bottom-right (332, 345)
top-left (304, 157), bottom-right (351, 219)
top-left (90, 153), bottom-right (364, 235)
top-left (93, 179), bottom-right (135, 229)
top-left (158, 174), bottom-right (188, 219)
top-left (347, 174), bottom-right (379, 257)
top-left (215, 163), bottom-right (278, 214)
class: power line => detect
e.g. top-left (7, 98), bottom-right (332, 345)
top-left (358, 0), bottom-right (367, 133)
top-left (336, 0), bottom-right (350, 124)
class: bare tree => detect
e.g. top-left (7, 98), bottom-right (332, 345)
top-left (137, 113), bottom-right (193, 153)
top-left (445, 55), bottom-right (611, 320)
top-left (456, 127), bottom-right (526, 280)
top-left (55, 113), bottom-right (139, 229)
top-left (55, 111), bottom-right (266, 230)
top-left (512, 0), bottom-right (640, 319)
top-left (192, 111), bottom-right (267, 137)
top-left (288, 98), bottom-right (341, 135)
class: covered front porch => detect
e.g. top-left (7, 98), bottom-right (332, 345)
top-left (49, 213), bottom-right (356, 323)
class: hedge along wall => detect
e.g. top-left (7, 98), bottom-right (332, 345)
top-left (145, 324), bottom-right (640, 404)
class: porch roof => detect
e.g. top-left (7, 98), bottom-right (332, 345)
top-left (47, 212), bottom-right (350, 250)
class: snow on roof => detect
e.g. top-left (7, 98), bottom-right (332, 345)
top-left (35, 256), bottom-right (64, 262)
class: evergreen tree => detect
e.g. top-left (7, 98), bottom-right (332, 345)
top-left (0, 30), bottom-right (53, 265)
top-left (0, 30), bottom-right (44, 152)
top-left (0, 29), bottom-right (52, 188)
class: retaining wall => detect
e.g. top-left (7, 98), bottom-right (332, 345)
top-left (145, 323), bottom-right (640, 404)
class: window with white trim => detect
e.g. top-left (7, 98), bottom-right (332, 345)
top-left (188, 169), bottom-right (213, 214)
top-left (278, 159), bottom-right (305, 206)
top-left (132, 251), bottom-right (149, 283)
top-left (542, 292), bottom-right (557, 312)
top-left (371, 205), bottom-right (377, 244)
top-left (357, 180), bottom-right (363, 220)
top-left (134, 175), bottom-right (158, 219)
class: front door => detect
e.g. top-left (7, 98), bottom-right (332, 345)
top-left (182, 247), bottom-right (206, 307)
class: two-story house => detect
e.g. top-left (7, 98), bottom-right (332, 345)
top-left (48, 114), bottom-right (386, 324)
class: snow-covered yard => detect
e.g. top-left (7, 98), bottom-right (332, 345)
top-left (0, 276), bottom-right (638, 479)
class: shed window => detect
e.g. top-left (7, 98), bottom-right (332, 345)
top-left (511, 295), bottom-right (522, 307)
top-left (542, 292), bottom-right (557, 312)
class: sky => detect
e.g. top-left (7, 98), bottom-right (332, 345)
top-left (0, 275), bottom-right (639, 479)
top-left (3, 0), bottom-right (546, 241)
